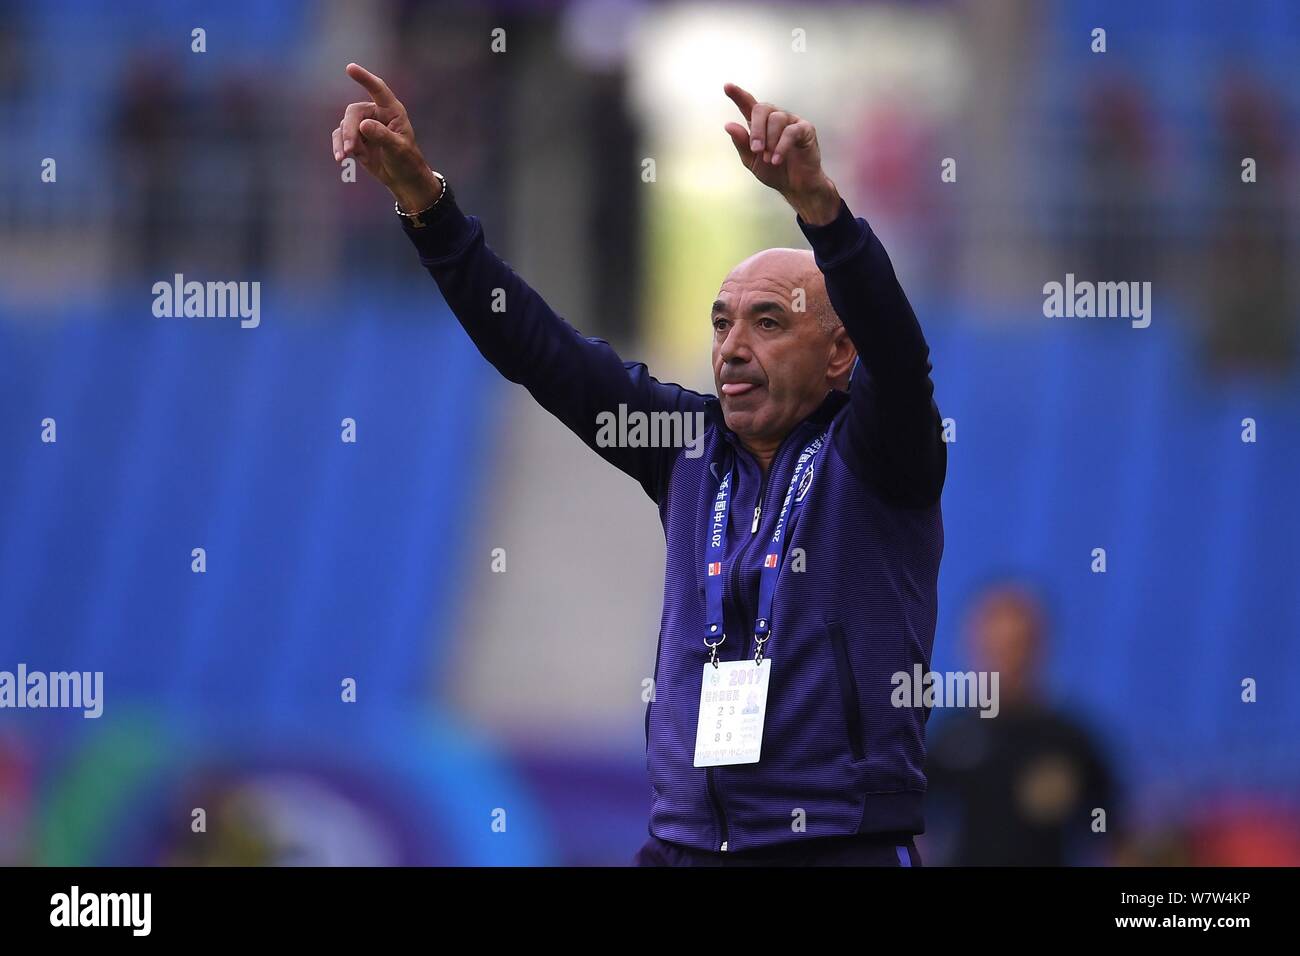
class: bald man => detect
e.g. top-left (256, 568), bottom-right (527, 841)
top-left (334, 65), bottom-right (945, 866)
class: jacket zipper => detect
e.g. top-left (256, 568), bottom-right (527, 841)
top-left (728, 427), bottom-right (809, 652)
top-left (710, 455), bottom-right (769, 853)
top-left (707, 428), bottom-right (810, 852)
top-left (729, 461), bottom-right (776, 642)
top-left (706, 768), bottom-right (729, 851)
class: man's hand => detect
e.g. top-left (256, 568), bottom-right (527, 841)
top-left (723, 83), bottom-right (841, 226)
top-left (332, 63), bottom-right (442, 213)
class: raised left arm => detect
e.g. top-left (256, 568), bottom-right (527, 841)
top-left (723, 83), bottom-right (945, 507)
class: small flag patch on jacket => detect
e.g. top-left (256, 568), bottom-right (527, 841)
top-left (707, 562), bottom-right (722, 576)
top-left (764, 554), bottom-right (779, 568)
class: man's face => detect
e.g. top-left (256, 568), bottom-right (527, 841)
top-left (967, 590), bottom-right (1044, 701)
top-left (712, 249), bottom-right (849, 448)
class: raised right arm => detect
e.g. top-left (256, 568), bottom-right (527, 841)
top-left (333, 63), bottom-right (706, 501)
top-left (402, 189), bottom-right (707, 499)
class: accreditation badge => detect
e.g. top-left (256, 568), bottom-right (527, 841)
top-left (693, 658), bottom-right (772, 767)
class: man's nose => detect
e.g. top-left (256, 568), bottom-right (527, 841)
top-left (718, 323), bottom-right (753, 363)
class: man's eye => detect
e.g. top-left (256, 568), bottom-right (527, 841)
top-left (713, 318), bottom-right (727, 331)
top-left (760, 318), bottom-right (780, 330)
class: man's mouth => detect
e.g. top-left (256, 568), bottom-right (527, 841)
top-left (720, 381), bottom-right (762, 397)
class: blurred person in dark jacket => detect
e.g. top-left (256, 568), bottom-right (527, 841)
top-left (925, 582), bottom-right (1117, 866)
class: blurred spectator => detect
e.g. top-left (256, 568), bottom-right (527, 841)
top-left (206, 73), bottom-right (274, 274)
top-left (111, 56), bottom-right (279, 277)
top-left (1203, 73), bottom-right (1296, 376)
top-left (926, 582), bottom-right (1118, 866)
top-left (851, 101), bottom-right (956, 303)
top-left (110, 53), bottom-right (188, 276)
top-left (1078, 78), bottom-right (1161, 285)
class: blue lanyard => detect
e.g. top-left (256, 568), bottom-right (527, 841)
top-left (704, 432), bottom-right (827, 664)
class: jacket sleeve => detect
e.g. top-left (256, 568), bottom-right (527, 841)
top-left (401, 193), bottom-right (708, 503)
top-left (797, 200), bottom-right (946, 508)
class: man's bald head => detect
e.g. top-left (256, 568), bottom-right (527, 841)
top-left (711, 247), bottom-right (856, 463)
top-left (724, 248), bottom-right (841, 335)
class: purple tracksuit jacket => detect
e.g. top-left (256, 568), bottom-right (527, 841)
top-left (402, 186), bottom-right (945, 853)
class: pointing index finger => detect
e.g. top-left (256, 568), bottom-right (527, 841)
top-left (724, 82), bottom-right (756, 121)
top-left (347, 62), bottom-right (399, 108)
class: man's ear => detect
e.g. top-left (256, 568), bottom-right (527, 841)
top-left (827, 327), bottom-right (856, 391)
